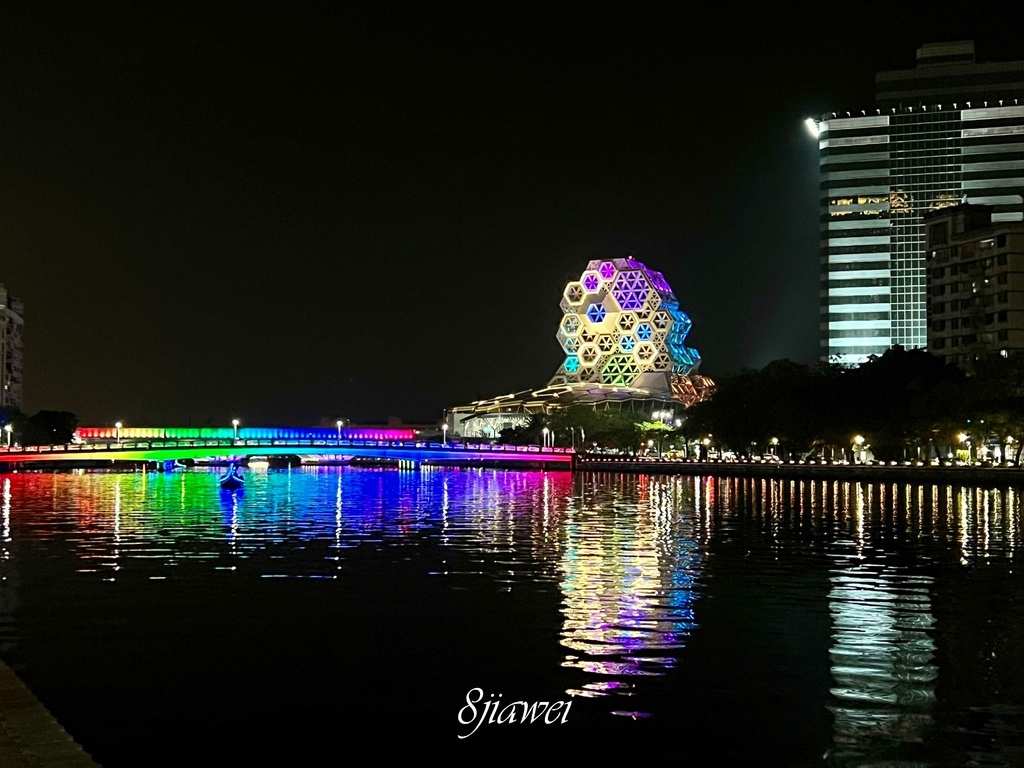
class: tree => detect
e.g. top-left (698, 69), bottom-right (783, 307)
top-left (22, 411), bottom-right (79, 446)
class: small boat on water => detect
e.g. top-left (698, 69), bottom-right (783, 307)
top-left (219, 463), bottom-right (245, 489)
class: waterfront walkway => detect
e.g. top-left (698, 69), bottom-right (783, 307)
top-left (0, 660), bottom-right (99, 767)
top-left (577, 456), bottom-right (1024, 486)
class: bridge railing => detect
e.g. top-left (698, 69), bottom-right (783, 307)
top-left (1, 439), bottom-right (574, 455)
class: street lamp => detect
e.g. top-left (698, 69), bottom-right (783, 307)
top-left (770, 436), bottom-right (778, 456)
top-left (336, 420), bottom-right (343, 440)
top-left (232, 419), bottom-right (240, 440)
top-left (3, 423), bottom-right (11, 448)
top-left (958, 432), bottom-right (971, 463)
top-left (442, 423), bottom-right (448, 444)
top-left (542, 427), bottom-right (549, 448)
top-left (115, 421), bottom-right (123, 445)
top-left (853, 434), bottom-right (865, 464)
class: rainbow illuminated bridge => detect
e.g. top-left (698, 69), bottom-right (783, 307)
top-left (0, 426), bottom-right (574, 468)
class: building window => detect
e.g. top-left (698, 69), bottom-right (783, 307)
top-left (932, 320), bottom-right (945, 332)
top-left (997, 254), bottom-right (1007, 266)
top-left (932, 338), bottom-right (946, 349)
top-left (998, 273), bottom-right (1008, 285)
top-left (998, 330), bottom-right (1009, 341)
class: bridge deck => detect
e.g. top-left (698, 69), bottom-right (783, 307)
top-left (0, 438), bottom-right (574, 466)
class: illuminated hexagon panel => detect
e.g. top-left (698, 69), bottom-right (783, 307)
top-left (550, 257), bottom-right (709, 404)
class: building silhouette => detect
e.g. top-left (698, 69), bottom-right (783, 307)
top-left (0, 284), bottom-right (24, 411)
top-left (817, 41), bottom-right (1024, 365)
top-left (924, 202), bottom-right (1024, 370)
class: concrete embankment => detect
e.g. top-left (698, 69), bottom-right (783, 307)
top-left (0, 659), bottom-right (100, 767)
top-left (574, 458), bottom-right (1024, 487)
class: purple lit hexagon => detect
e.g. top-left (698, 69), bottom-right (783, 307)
top-left (599, 261), bottom-right (616, 281)
top-left (583, 272), bottom-right (600, 292)
top-left (612, 271), bottom-right (649, 311)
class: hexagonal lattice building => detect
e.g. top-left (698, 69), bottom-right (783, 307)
top-left (548, 257), bottom-right (711, 404)
top-left (449, 257), bottom-right (714, 438)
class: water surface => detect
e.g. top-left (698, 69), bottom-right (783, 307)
top-left (0, 468), bottom-right (1022, 765)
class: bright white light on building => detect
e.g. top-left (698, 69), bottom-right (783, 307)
top-left (804, 117), bottom-right (821, 138)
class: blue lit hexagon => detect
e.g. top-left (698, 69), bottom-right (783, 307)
top-left (564, 355), bottom-right (580, 373)
top-left (636, 323), bottom-right (653, 341)
top-left (619, 335), bottom-right (636, 352)
top-left (586, 303), bottom-right (607, 323)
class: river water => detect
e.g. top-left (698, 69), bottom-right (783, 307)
top-left (0, 467), bottom-right (1021, 766)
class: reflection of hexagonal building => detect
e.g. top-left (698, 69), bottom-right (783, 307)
top-left (450, 258), bottom-right (715, 438)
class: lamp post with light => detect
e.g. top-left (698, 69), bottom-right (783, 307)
top-left (3, 424), bottom-right (11, 448)
top-left (853, 435), bottom-right (865, 464)
top-left (542, 427), bottom-right (549, 448)
top-left (336, 420), bottom-right (343, 440)
top-left (442, 423), bottom-right (448, 444)
top-left (115, 421), bottom-right (123, 445)
top-left (232, 419), bottom-right (240, 441)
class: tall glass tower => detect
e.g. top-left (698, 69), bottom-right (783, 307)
top-left (817, 41), bottom-right (1024, 364)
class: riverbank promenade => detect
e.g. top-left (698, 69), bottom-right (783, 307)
top-left (576, 455), bottom-right (1024, 487)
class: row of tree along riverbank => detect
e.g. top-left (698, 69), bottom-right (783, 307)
top-left (500, 347), bottom-right (1024, 465)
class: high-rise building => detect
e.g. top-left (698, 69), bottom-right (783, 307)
top-left (817, 41), bottom-right (1024, 365)
top-left (0, 283), bottom-right (24, 411)
top-left (924, 202), bottom-right (1024, 371)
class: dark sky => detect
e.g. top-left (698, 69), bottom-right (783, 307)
top-left (1, 2), bottom-right (1021, 425)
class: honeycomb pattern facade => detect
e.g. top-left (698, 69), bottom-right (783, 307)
top-left (550, 258), bottom-right (706, 403)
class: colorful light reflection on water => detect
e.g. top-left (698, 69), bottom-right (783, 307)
top-left (0, 469), bottom-right (1021, 765)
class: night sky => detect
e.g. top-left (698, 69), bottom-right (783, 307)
top-left (1, 3), bottom-right (1021, 425)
